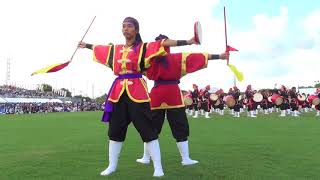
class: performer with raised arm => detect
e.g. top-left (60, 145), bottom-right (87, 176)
top-left (232, 86), bottom-right (241, 118)
top-left (279, 85), bottom-right (289, 117)
top-left (191, 84), bottom-right (200, 118)
top-left (136, 34), bottom-right (228, 166)
top-left (78, 17), bottom-right (198, 177)
top-left (245, 85), bottom-right (256, 118)
top-left (289, 87), bottom-right (299, 117)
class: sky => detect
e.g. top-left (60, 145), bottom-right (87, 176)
top-left (0, 0), bottom-right (319, 98)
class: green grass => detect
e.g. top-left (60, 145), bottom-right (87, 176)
top-left (1, 111), bottom-right (320, 180)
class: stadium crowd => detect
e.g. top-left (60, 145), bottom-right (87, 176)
top-left (0, 85), bottom-right (102, 115)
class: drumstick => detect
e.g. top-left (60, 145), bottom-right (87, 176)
top-left (70, 16), bottom-right (96, 61)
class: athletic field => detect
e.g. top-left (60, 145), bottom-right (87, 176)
top-left (1, 111), bottom-right (320, 180)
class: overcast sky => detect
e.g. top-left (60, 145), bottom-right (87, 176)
top-left (0, 0), bottom-right (319, 97)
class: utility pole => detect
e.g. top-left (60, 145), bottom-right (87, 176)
top-left (92, 84), bottom-right (95, 99)
top-left (6, 58), bottom-right (11, 85)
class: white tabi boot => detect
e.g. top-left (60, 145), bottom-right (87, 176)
top-left (146, 139), bottom-right (164, 177)
top-left (177, 141), bottom-right (199, 166)
top-left (100, 140), bottom-right (123, 176)
top-left (250, 111), bottom-right (257, 118)
top-left (193, 111), bottom-right (199, 118)
top-left (205, 111), bottom-right (210, 118)
top-left (136, 142), bottom-right (150, 164)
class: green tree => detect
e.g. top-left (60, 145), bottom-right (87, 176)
top-left (41, 84), bottom-right (52, 92)
top-left (61, 88), bottom-right (72, 97)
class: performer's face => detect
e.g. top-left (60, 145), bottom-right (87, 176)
top-left (122, 22), bottom-right (137, 39)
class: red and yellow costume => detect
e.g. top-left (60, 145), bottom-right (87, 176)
top-left (145, 52), bottom-right (208, 110)
top-left (92, 40), bottom-right (166, 103)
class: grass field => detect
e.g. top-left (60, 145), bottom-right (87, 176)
top-left (1, 111), bottom-right (320, 180)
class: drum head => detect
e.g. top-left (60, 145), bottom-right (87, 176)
top-left (214, 99), bottom-right (220, 106)
top-left (253, 93), bottom-right (263, 102)
top-left (313, 98), bottom-right (320, 105)
top-left (225, 96), bottom-right (235, 107)
top-left (210, 93), bottom-right (218, 101)
top-left (184, 97), bottom-right (193, 106)
top-left (268, 96), bottom-right (272, 103)
top-left (275, 98), bottom-right (283, 105)
top-left (298, 94), bottom-right (306, 101)
top-left (194, 21), bottom-right (202, 44)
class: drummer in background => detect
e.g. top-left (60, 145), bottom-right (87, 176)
top-left (279, 85), bottom-right (289, 117)
top-left (202, 85), bottom-right (211, 118)
top-left (186, 90), bottom-right (193, 115)
top-left (233, 86), bottom-right (241, 118)
top-left (245, 85), bottom-right (257, 118)
top-left (253, 90), bottom-right (260, 116)
top-left (316, 88), bottom-right (320, 116)
top-left (198, 89), bottom-right (205, 116)
top-left (210, 90), bottom-right (221, 114)
top-left (227, 88), bottom-right (235, 116)
top-left (266, 90), bottom-right (274, 113)
top-left (191, 84), bottom-right (200, 118)
top-left (289, 87), bottom-right (299, 117)
top-left (216, 89), bottom-right (225, 115)
top-left (272, 89), bottom-right (280, 113)
top-left (300, 93), bottom-right (308, 112)
top-left (261, 90), bottom-right (269, 114)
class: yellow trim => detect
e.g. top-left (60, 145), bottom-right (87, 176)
top-left (105, 45), bottom-right (112, 67)
top-left (181, 53), bottom-right (189, 77)
top-left (112, 45), bottom-right (116, 72)
top-left (144, 41), bottom-right (167, 68)
top-left (203, 53), bottom-right (209, 68)
top-left (92, 45), bottom-right (97, 62)
top-left (137, 43), bottom-right (144, 72)
top-left (126, 78), bottom-right (151, 103)
top-left (108, 79), bottom-right (126, 103)
top-left (151, 103), bottom-right (185, 110)
top-left (120, 46), bottom-right (130, 74)
top-left (140, 78), bottom-right (150, 98)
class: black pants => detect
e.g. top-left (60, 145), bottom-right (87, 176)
top-left (290, 103), bottom-right (298, 111)
top-left (152, 107), bottom-right (189, 142)
top-left (108, 91), bottom-right (158, 142)
top-left (280, 103), bottom-right (289, 110)
top-left (201, 102), bottom-right (209, 112)
top-left (191, 102), bottom-right (199, 111)
top-left (234, 103), bottom-right (241, 112)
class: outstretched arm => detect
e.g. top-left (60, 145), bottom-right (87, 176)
top-left (208, 52), bottom-right (229, 60)
top-left (161, 37), bottom-right (198, 47)
top-left (78, 42), bottom-right (93, 50)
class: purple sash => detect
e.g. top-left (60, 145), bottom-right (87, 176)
top-left (102, 73), bottom-right (142, 123)
top-left (154, 80), bottom-right (180, 87)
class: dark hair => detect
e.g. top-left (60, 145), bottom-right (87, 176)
top-left (134, 33), bottom-right (142, 47)
top-left (153, 34), bottom-right (169, 68)
top-left (123, 17), bottom-right (143, 50)
top-left (155, 34), bottom-right (169, 41)
top-left (123, 17), bottom-right (139, 31)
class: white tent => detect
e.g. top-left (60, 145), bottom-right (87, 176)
top-left (3, 98), bottom-right (50, 103)
top-left (0, 97), bottom-right (7, 103)
top-left (49, 99), bottom-right (63, 103)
